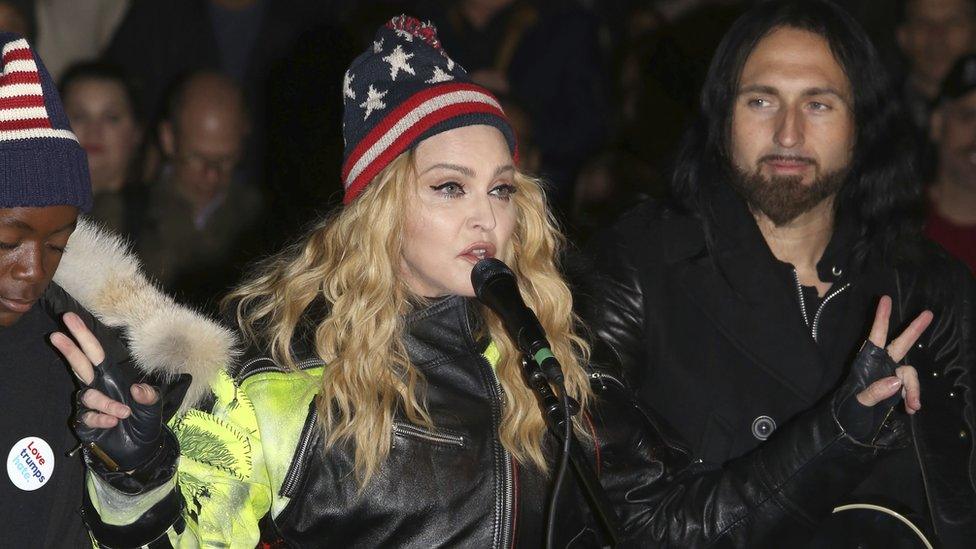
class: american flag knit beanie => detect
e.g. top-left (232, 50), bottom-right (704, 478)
top-left (341, 15), bottom-right (517, 204)
top-left (0, 33), bottom-right (91, 212)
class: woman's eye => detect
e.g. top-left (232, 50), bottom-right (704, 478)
top-left (747, 97), bottom-right (770, 108)
top-left (490, 184), bottom-right (517, 200)
top-left (0, 241), bottom-right (17, 250)
top-left (430, 182), bottom-right (465, 198)
top-left (808, 101), bottom-right (830, 112)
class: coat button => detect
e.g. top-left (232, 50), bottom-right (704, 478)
top-left (961, 430), bottom-right (969, 441)
top-left (752, 416), bottom-right (777, 441)
top-left (932, 371), bottom-right (940, 378)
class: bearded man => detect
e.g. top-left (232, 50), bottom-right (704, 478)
top-left (579, 1), bottom-right (976, 546)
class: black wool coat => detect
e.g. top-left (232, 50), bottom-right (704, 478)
top-left (577, 190), bottom-right (976, 547)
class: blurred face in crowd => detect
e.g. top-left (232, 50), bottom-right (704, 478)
top-left (0, 206), bottom-right (76, 327)
top-left (160, 74), bottom-right (248, 209)
top-left (64, 78), bottom-right (141, 193)
top-left (0, 2), bottom-right (28, 37)
top-left (401, 125), bottom-right (517, 298)
top-left (898, 0), bottom-right (976, 92)
top-left (932, 89), bottom-right (976, 189)
top-left (729, 26), bottom-right (855, 226)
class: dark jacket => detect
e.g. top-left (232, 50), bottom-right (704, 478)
top-left (578, 195), bottom-right (976, 547)
top-left (84, 294), bottom-right (916, 548)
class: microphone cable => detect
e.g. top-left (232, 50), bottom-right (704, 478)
top-left (546, 378), bottom-right (573, 549)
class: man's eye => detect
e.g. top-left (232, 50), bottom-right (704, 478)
top-left (808, 101), bottom-right (831, 112)
top-left (490, 184), bottom-right (517, 200)
top-left (430, 181), bottom-right (465, 198)
top-left (0, 241), bottom-right (17, 250)
top-left (747, 97), bottom-right (771, 108)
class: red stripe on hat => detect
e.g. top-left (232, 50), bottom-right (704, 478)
top-left (343, 101), bottom-right (506, 204)
top-left (0, 117), bottom-right (52, 131)
top-left (0, 94), bottom-right (45, 109)
top-left (2, 47), bottom-right (33, 64)
top-left (342, 82), bottom-right (490, 180)
top-left (0, 70), bottom-right (41, 87)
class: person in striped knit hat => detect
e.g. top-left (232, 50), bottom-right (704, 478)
top-left (0, 32), bottom-right (233, 547)
top-left (68, 16), bottom-right (927, 548)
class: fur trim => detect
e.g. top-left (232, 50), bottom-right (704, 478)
top-left (53, 218), bottom-right (237, 410)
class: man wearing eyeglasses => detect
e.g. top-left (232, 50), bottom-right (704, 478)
top-left (138, 70), bottom-right (264, 311)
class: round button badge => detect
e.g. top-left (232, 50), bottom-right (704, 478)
top-left (6, 437), bottom-right (54, 491)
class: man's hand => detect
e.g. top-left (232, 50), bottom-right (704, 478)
top-left (855, 296), bottom-right (931, 413)
top-left (51, 312), bottom-right (163, 472)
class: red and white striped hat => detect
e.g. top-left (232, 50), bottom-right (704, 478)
top-left (340, 16), bottom-right (517, 204)
top-left (0, 33), bottom-right (91, 211)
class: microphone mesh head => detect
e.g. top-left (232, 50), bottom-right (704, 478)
top-left (471, 258), bottom-right (514, 298)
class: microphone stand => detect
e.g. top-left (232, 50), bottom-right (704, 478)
top-left (521, 355), bottom-right (622, 547)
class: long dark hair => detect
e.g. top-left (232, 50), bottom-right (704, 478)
top-left (671, 0), bottom-right (924, 268)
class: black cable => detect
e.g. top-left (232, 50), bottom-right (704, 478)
top-left (545, 381), bottom-right (573, 549)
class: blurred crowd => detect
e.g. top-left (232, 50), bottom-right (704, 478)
top-left (1, 0), bottom-right (974, 311)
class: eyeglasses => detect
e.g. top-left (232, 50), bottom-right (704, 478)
top-left (175, 152), bottom-right (240, 175)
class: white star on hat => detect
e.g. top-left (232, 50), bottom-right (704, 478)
top-left (426, 66), bottom-right (454, 84)
top-left (343, 71), bottom-right (356, 101)
top-left (383, 45), bottom-right (416, 81)
top-left (373, 38), bottom-right (384, 53)
top-left (360, 85), bottom-right (388, 120)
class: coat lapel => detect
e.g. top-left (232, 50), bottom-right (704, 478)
top-left (668, 187), bottom-right (831, 405)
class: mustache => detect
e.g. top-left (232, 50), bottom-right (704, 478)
top-left (759, 154), bottom-right (816, 166)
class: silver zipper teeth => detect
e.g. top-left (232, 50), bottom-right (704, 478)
top-left (234, 356), bottom-right (276, 383)
top-left (481, 355), bottom-right (513, 549)
top-left (392, 423), bottom-right (465, 447)
top-left (234, 357), bottom-right (324, 383)
top-left (811, 283), bottom-right (851, 342)
top-left (792, 269), bottom-right (811, 327)
top-left (280, 405), bottom-right (319, 497)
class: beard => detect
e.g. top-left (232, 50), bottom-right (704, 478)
top-left (728, 160), bottom-right (848, 226)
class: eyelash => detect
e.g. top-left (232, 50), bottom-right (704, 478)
top-left (0, 242), bottom-right (66, 253)
top-left (429, 182), bottom-right (518, 201)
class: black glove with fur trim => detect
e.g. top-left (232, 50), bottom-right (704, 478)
top-left (73, 355), bottom-right (190, 492)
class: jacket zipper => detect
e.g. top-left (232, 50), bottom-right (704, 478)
top-left (392, 422), bottom-right (466, 447)
top-left (811, 283), bottom-right (850, 341)
top-left (480, 355), bottom-right (513, 549)
top-left (234, 356), bottom-right (278, 383)
top-left (280, 402), bottom-right (319, 497)
top-left (791, 268), bottom-right (851, 342)
top-left (237, 357), bottom-right (324, 498)
top-left (235, 357), bottom-right (324, 384)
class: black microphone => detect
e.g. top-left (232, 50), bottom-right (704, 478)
top-left (471, 258), bottom-right (564, 385)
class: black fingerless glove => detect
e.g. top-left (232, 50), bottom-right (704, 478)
top-left (832, 340), bottom-right (907, 447)
top-left (73, 355), bottom-right (191, 487)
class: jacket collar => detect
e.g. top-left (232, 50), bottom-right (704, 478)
top-left (51, 218), bottom-right (237, 410)
top-left (670, 180), bottom-right (862, 403)
top-left (403, 295), bottom-right (487, 369)
top-left (687, 179), bottom-right (860, 293)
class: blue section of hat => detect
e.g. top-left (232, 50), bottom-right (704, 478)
top-left (0, 31), bottom-right (92, 212)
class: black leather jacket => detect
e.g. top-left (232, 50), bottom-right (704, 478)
top-left (578, 199), bottom-right (976, 547)
top-left (239, 296), bottom-right (907, 547)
